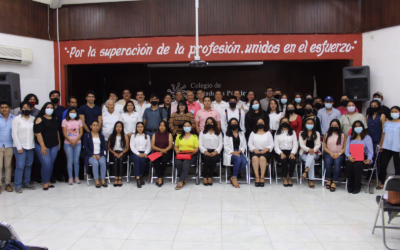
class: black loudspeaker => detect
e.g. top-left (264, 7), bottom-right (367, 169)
top-left (343, 66), bottom-right (370, 101)
top-left (0, 72), bottom-right (21, 109)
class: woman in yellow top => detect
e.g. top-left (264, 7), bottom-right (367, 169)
top-left (174, 121), bottom-right (199, 190)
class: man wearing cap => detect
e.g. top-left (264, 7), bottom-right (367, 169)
top-left (366, 92), bottom-right (390, 118)
top-left (317, 96), bottom-right (341, 136)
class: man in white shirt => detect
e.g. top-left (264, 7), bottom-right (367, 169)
top-left (233, 90), bottom-right (245, 110)
top-left (135, 90), bottom-right (151, 118)
top-left (172, 91), bottom-right (184, 106)
top-left (196, 90), bottom-right (205, 109)
top-left (102, 100), bottom-right (121, 141)
top-left (102, 92), bottom-right (123, 114)
top-left (221, 96), bottom-right (246, 134)
top-left (212, 90), bottom-right (229, 118)
top-left (117, 89), bottom-right (138, 106)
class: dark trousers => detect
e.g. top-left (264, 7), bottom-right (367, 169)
top-left (275, 150), bottom-right (297, 178)
top-left (131, 153), bottom-right (147, 177)
top-left (346, 161), bottom-right (368, 191)
top-left (202, 153), bottom-right (220, 178)
top-left (110, 150), bottom-right (127, 177)
top-left (31, 154), bottom-right (42, 183)
top-left (379, 149), bottom-right (400, 184)
top-left (51, 143), bottom-right (68, 181)
top-left (175, 155), bottom-right (198, 182)
top-left (153, 151), bottom-right (171, 178)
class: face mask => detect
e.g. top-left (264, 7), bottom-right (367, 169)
top-left (369, 107), bottom-right (378, 113)
top-left (374, 98), bottom-right (381, 103)
top-left (69, 113), bottom-right (77, 119)
top-left (314, 103), bottom-right (322, 109)
top-left (305, 99), bottom-right (313, 105)
top-left (257, 124), bottom-right (265, 129)
top-left (29, 101), bottom-right (36, 107)
top-left (50, 98), bottom-right (59, 104)
top-left (274, 94), bottom-right (281, 99)
top-left (306, 124), bottom-right (314, 130)
top-left (252, 104), bottom-right (260, 110)
top-left (231, 124), bottom-right (239, 130)
top-left (281, 122), bottom-right (289, 128)
top-left (305, 109), bottom-right (313, 114)
top-left (229, 102), bottom-right (236, 108)
top-left (190, 110), bottom-right (195, 114)
top-left (288, 109), bottom-right (295, 114)
top-left (183, 127), bottom-right (191, 133)
top-left (21, 110), bottom-right (30, 116)
top-left (45, 108), bottom-right (54, 115)
top-left (347, 106), bottom-right (356, 113)
top-left (280, 98), bottom-right (287, 104)
top-left (331, 127), bottom-right (339, 132)
top-left (341, 100), bottom-right (349, 107)
top-left (150, 101), bottom-right (158, 106)
top-left (295, 98), bottom-right (302, 103)
top-left (354, 127), bottom-right (363, 134)
top-left (206, 124), bottom-right (213, 130)
top-left (391, 113), bottom-right (400, 119)
top-left (325, 103), bottom-right (332, 109)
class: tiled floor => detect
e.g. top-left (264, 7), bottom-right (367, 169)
top-left (1, 178), bottom-right (399, 250)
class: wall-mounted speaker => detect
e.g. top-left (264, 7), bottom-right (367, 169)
top-left (343, 66), bottom-right (370, 101)
top-left (0, 72), bottom-right (21, 109)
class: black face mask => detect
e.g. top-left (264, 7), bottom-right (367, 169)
top-left (331, 127), bottom-right (339, 132)
top-left (341, 100), bottom-right (349, 107)
top-left (281, 123), bottom-right (289, 128)
top-left (231, 124), bottom-right (239, 130)
top-left (257, 124), bottom-right (265, 129)
top-left (369, 107), bottom-right (378, 113)
top-left (21, 110), bottom-right (31, 116)
top-left (288, 110), bottom-right (295, 114)
top-left (305, 99), bottom-right (313, 105)
top-left (229, 102), bottom-right (236, 108)
top-left (274, 94), bottom-right (281, 99)
top-left (51, 98), bottom-right (59, 104)
top-left (150, 101), bottom-right (158, 106)
top-left (314, 103), bottom-right (322, 109)
top-left (206, 124), bottom-right (214, 130)
top-left (305, 109), bottom-right (313, 114)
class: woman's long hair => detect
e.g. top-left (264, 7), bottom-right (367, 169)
top-left (252, 117), bottom-right (269, 133)
top-left (177, 100), bottom-right (188, 114)
top-left (325, 119), bottom-right (344, 145)
top-left (202, 117), bottom-right (220, 135)
top-left (284, 103), bottom-right (296, 119)
top-left (301, 117), bottom-right (317, 140)
top-left (266, 99), bottom-right (281, 115)
top-left (34, 102), bottom-right (55, 123)
top-left (368, 100), bottom-right (382, 116)
top-left (226, 118), bottom-right (241, 137)
top-left (179, 121), bottom-right (193, 140)
top-left (276, 117), bottom-right (294, 136)
top-left (350, 120), bottom-right (368, 140)
top-left (109, 121), bottom-right (127, 149)
top-left (134, 122), bottom-right (148, 139)
top-left (248, 99), bottom-right (264, 118)
top-left (245, 90), bottom-right (256, 103)
top-left (292, 92), bottom-right (305, 107)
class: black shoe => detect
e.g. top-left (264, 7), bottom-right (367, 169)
top-left (288, 184), bottom-right (293, 187)
top-left (283, 184), bottom-right (288, 187)
top-left (348, 189), bottom-right (354, 194)
top-left (101, 182), bottom-right (108, 188)
top-left (352, 190), bottom-right (360, 194)
top-left (136, 178), bottom-right (142, 188)
top-left (96, 184), bottom-right (101, 188)
top-left (43, 187), bottom-right (49, 191)
top-left (260, 182), bottom-right (265, 187)
top-left (48, 185), bottom-right (55, 188)
top-left (140, 176), bottom-right (145, 185)
top-left (113, 182), bottom-right (118, 187)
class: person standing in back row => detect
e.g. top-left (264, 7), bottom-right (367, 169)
top-left (143, 93), bottom-right (168, 137)
top-left (221, 96), bottom-right (246, 134)
top-left (79, 90), bottom-right (102, 133)
top-left (186, 91), bottom-right (201, 117)
top-left (317, 96), bottom-right (341, 136)
top-left (117, 89), bottom-right (137, 106)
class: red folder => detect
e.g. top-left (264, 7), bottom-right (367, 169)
top-left (350, 144), bottom-right (364, 161)
top-left (148, 152), bottom-right (162, 162)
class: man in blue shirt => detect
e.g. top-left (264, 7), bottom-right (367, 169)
top-left (0, 101), bottom-right (15, 193)
top-left (317, 96), bottom-right (341, 136)
top-left (79, 90), bottom-right (102, 132)
top-left (143, 93), bottom-right (167, 137)
top-left (62, 96), bottom-right (79, 120)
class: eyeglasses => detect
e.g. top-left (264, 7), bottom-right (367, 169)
top-left (267, 91), bottom-right (273, 93)
top-left (123, 92), bottom-right (130, 95)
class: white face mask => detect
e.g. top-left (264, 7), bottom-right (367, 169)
top-left (347, 106), bottom-right (356, 113)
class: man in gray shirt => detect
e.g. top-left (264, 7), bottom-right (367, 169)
top-left (317, 96), bottom-right (341, 136)
top-left (142, 93), bottom-right (167, 137)
top-left (260, 87), bottom-right (274, 111)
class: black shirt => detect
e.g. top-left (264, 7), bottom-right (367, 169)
top-left (306, 136), bottom-right (315, 149)
top-left (245, 110), bottom-right (270, 140)
top-left (79, 104), bottom-right (102, 130)
top-left (232, 134), bottom-right (240, 150)
top-left (295, 107), bottom-right (305, 117)
top-left (34, 116), bottom-right (59, 148)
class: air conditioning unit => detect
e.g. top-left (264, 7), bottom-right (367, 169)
top-left (0, 45), bottom-right (33, 65)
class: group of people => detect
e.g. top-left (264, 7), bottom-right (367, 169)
top-left (0, 87), bottom-right (399, 193)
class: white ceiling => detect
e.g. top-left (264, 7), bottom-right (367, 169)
top-left (33, 0), bottom-right (143, 7)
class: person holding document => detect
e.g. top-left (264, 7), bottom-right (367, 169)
top-left (345, 121), bottom-right (374, 194)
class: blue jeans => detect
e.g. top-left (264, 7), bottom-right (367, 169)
top-left (131, 153), bottom-right (147, 176)
top-left (89, 155), bottom-right (107, 180)
top-left (13, 148), bottom-right (34, 188)
top-left (324, 154), bottom-right (345, 182)
top-left (35, 144), bottom-right (58, 184)
top-left (231, 150), bottom-right (247, 178)
top-left (64, 143), bottom-right (81, 178)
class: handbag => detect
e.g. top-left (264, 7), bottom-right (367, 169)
top-left (387, 191), bottom-right (400, 204)
top-left (176, 154), bottom-right (192, 160)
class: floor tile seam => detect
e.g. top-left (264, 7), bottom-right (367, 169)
top-left (172, 188), bottom-right (193, 245)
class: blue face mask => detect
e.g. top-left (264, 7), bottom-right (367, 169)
top-left (373, 98), bottom-right (381, 103)
top-left (295, 98), bottom-right (302, 103)
top-left (354, 127), bottom-right (363, 134)
top-left (69, 113), bottom-right (77, 119)
top-left (325, 103), bottom-right (332, 109)
top-left (252, 104), bottom-right (260, 110)
top-left (306, 124), bottom-right (314, 130)
top-left (281, 98), bottom-right (287, 104)
top-left (391, 113), bottom-right (400, 120)
top-left (190, 110), bottom-right (194, 114)
top-left (183, 127), bottom-right (191, 133)
top-left (45, 108), bottom-right (54, 115)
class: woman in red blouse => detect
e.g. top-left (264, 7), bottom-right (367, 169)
top-left (285, 103), bottom-right (303, 137)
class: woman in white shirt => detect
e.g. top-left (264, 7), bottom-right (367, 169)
top-left (199, 117), bottom-right (223, 186)
top-left (248, 117), bottom-right (274, 187)
top-left (266, 99), bottom-right (283, 136)
top-left (130, 122), bottom-right (151, 188)
top-left (274, 117), bottom-right (298, 187)
top-left (12, 101), bottom-right (36, 192)
top-left (108, 121), bottom-right (130, 187)
top-left (120, 100), bottom-right (141, 137)
top-left (299, 118), bottom-right (321, 189)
